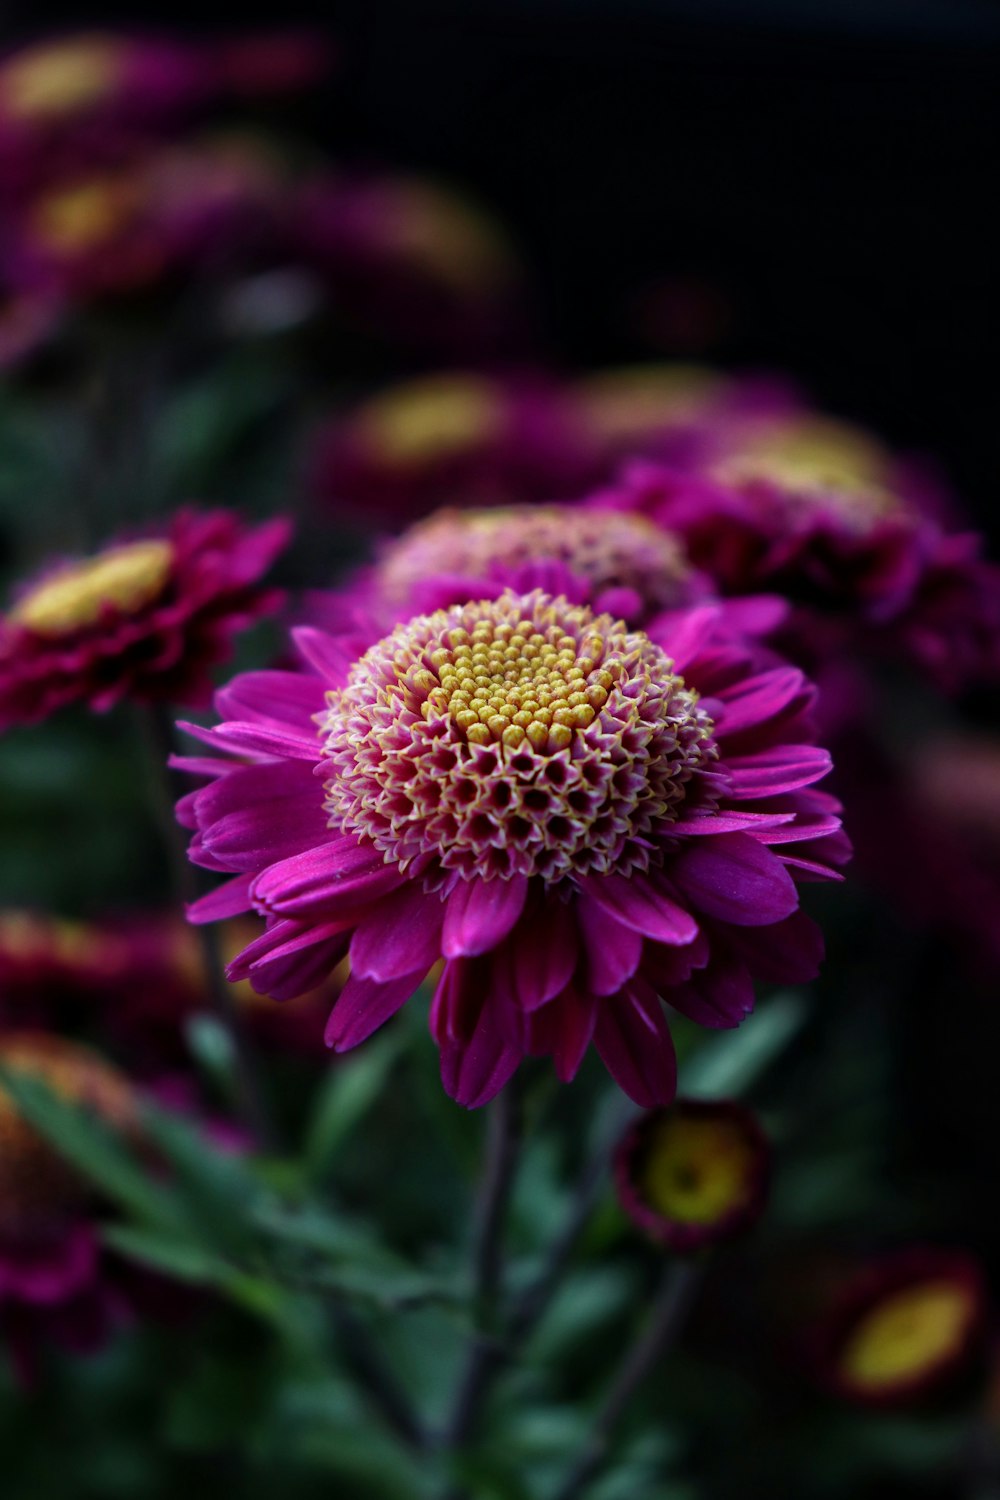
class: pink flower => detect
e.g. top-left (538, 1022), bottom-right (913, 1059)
top-left (0, 508), bottom-right (289, 729)
top-left (292, 174), bottom-right (529, 355)
top-left (598, 454), bottom-right (1000, 691)
top-left (179, 589), bottom-right (847, 1108)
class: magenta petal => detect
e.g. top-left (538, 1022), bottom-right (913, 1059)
top-left (325, 969), bottom-right (425, 1050)
top-left (669, 810), bottom-right (796, 836)
top-left (442, 875), bottom-right (528, 959)
top-left (250, 838), bottom-right (403, 918)
top-left (214, 670), bottom-right (325, 734)
top-left (715, 667), bottom-right (811, 738)
top-left (668, 949), bottom-right (755, 1029)
top-left (495, 897), bottom-right (578, 1010)
top-left (726, 745), bottom-right (832, 798)
top-left (670, 833), bottom-right (799, 926)
top-left (728, 910), bottom-right (824, 984)
top-left (530, 983), bottom-right (599, 1082)
top-left (439, 1009), bottom-right (522, 1109)
top-left (203, 788), bottom-right (330, 872)
top-left (579, 870), bottom-right (699, 946)
top-left (179, 718), bottom-right (320, 762)
top-left (576, 896), bottom-right (643, 995)
top-left (594, 983), bottom-right (677, 1108)
top-left (292, 625), bottom-right (368, 685)
top-left (349, 882), bottom-right (444, 980)
top-left (186, 873), bottom-right (254, 924)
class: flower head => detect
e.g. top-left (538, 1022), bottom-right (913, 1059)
top-left (292, 174), bottom-right (529, 355)
top-left (0, 507), bottom-right (288, 728)
top-left (180, 589), bottom-right (846, 1108)
top-left (813, 1249), bottom-right (987, 1408)
top-left (601, 451), bottom-right (1000, 691)
top-left (615, 1098), bottom-right (770, 1252)
top-left (309, 372), bottom-right (592, 524)
top-left (354, 503), bottom-right (702, 627)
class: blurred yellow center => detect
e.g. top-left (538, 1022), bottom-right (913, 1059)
top-left (31, 177), bottom-right (140, 256)
top-left (839, 1281), bottom-right (975, 1390)
top-left (716, 418), bottom-right (901, 520)
top-left (638, 1113), bottom-right (757, 1225)
top-left (383, 183), bottom-right (514, 292)
top-left (360, 377), bottom-right (506, 468)
top-left (2, 39), bottom-right (122, 121)
top-left (10, 539), bottom-right (174, 636)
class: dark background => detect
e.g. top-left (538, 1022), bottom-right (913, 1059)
top-left (4, 0), bottom-right (998, 531)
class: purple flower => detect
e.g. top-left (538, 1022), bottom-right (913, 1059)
top-left (179, 589), bottom-right (847, 1108)
top-left (0, 508), bottom-right (289, 728)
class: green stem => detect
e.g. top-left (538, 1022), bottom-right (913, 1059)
top-left (550, 1260), bottom-right (702, 1500)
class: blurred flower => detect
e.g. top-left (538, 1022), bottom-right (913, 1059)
top-left (323, 502), bottom-right (705, 628)
top-left (178, 590), bottom-right (846, 1108)
top-left (293, 174), bottom-right (529, 354)
top-left (599, 445), bottom-right (1000, 691)
top-left (0, 32), bottom-right (211, 140)
top-left (0, 1033), bottom-right (139, 1381)
top-left (2, 133), bottom-right (289, 305)
top-left (309, 372), bottom-right (595, 524)
top-left (0, 507), bottom-right (289, 728)
top-left (572, 362), bottom-right (801, 473)
top-left (615, 1098), bottom-right (769, 1252)
top-left (0, 289), bottom-right (63, 369)
top-left (812, 1249), bottom-right (987, 1408)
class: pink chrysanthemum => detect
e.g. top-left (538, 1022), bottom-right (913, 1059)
top-left (179, 589), bottom-right (847, 1109)
top-left (598, 452), bottom-right (1000, 691)
top-left (0, 507), bottom-right (288, 728)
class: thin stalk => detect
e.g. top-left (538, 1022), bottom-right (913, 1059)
top-left (550, 1260), bottom-right (703, 1500)
top-left (442, 1081), bottom-right (523, 1452)
top-left (137, 702), bottom-right (275, 1148)
top-left (333, 1302), bottom-right (427, 1451)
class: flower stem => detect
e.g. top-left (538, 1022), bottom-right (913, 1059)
top-left (137, 702), bottom-right (275, 1149)
top-left (442, 1081), bottom-right (523, 1452)
top-left (550, 1260), bottom-right (702, 1500)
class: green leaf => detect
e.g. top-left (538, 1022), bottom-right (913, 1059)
top-left (101, 1224), bottom-right (231, 1285)
top-left (304, 1026), bottom-right (407, 1180)
top-left (0, 1068), bottom-right (189, 1236)
top-left (681, 989), bottom-right (809, 1099)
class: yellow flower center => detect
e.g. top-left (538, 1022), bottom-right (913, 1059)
top-left (715, 416), bottom-right (903, 524)
top-left (2, 38), bottom-right (122, 122)
top-left (638, 1112), bottom-right (758, 1226)
top-left (0, 1034), bottom-right (135, 1231)
top-left (839, 1281), bottom-right (976, 1391)
top-left (426, 614), bottom-right (613, 752)
top-left (30, 176), bottom-right (141, 256)
top-left (358, 375), bottom-right (506, 468)
top-left (9, 539), bottom-right (174, 637)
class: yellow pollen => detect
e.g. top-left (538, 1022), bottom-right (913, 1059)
top-left (638, 1113), bottom-right (758, 1226)
top-left (2, 38), bottom-right (122, 122)
top-left (839, 1281), bottom-right (977, 1391)
top-left (357, 375), bottom-right (506, 467)
top-left (30, 175), bottom-right (141, 256)
top-left (420, 617), bottom-right (606, 751)
top-left (9, 538), bottom-right (174, 637)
